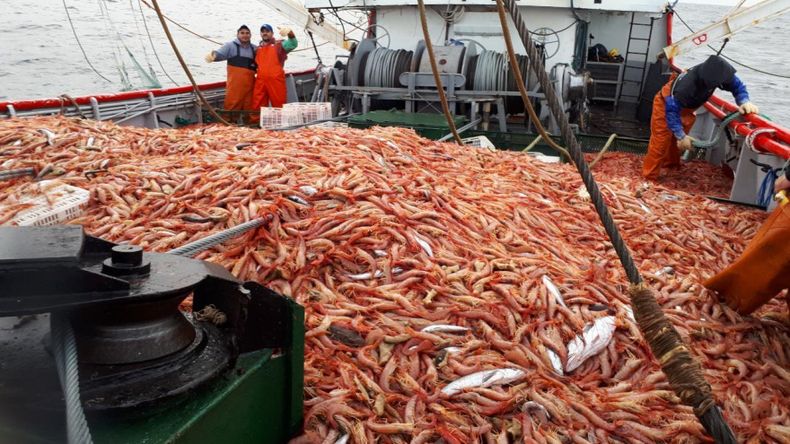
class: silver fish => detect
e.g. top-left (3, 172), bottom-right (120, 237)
top-left (287, 195), bottom-right (310, 206)
top-left (542, 275), bottom-right (567, 309)
top-left (335, 434), bottom-right (349, 444)
top-left (565, 316), bottom-right (616, 372)
top-left (413, 233), bottom-right (433, 257)
top-left (441, 368), bottom-right (526, 396)
top-left (347, 267), bottom-right (402, 280)
top-left (420, 324), bottom-right (469, 334)
top-left (523, 401), bottom-right (551, 420)
top-left (299, 185), bottom-right (318, 196)
top-left (373, 249), bottom-right (387, 257)
top-left (546, 348), bottom-right (564, 376)
top-left (655, 266), bottom-right (675, 277)
top-left (348, 270), bottom-right (384, 280)
top-left (38, 128), bottom-right (56, 146)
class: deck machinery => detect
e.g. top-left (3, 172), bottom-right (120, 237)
top-left (0, 226), bottom-right (304, 443)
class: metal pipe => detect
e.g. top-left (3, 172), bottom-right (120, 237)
top-left (438, 118), bottom-right (482, 141)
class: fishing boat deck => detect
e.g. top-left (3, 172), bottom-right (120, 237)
top-left (587, 102), bottom-right (652, 140)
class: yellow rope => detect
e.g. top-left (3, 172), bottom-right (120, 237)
top-left (494, 0), bottom-right (570, 161)
top-left (149, 0), bottom-right (231, 125)
top-left (589, 133), bottom-right (617, 169)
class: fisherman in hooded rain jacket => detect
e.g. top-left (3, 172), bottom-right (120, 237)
top-left (642, 55), bottom-right (759, 180)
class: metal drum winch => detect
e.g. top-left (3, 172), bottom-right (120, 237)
top-left (0, 225), bottom-right (304, 443)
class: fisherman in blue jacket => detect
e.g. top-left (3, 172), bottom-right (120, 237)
top-left (205, 25), bottom-right (258, 120)
top-left (643, 55), bottom-right (759, 180)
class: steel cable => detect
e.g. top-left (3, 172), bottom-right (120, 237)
top-left (139, 0), bottom-right (221, 45)
top-left (51, 315), bottom-right (93, 444)
top-left (136, 0), bottom-right (179, 86)
top-left (167, 216), bottom-right (271, 257)
top-left (498, 0), bottom-right (737, 441)
top-left (671, 8), bottom-right (790, 79)
top-left (61, 0), bottom-right (112, 83)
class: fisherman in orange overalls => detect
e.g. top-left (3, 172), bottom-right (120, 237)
top-left (205, 25), bottom-right (257, 122)
top-left (252, 24), bottom-right (298, 111)
top-left (642, 55), bottom-right (759, 180)
top-left (705, 169), bottom-right (790, 315)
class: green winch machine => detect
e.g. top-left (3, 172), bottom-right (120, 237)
top-left (0, 226), bottom-right (304, 443)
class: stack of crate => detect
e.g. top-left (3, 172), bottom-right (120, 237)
top-left (260, 103), bottom-right (332, 129)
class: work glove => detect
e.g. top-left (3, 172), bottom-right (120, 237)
top-left (204, 51), bottom-right (216, 63)
top-left (738, 101), bottom-right (759, 115)
top-left (677, 135), bottom-right (695, 152)
top-left (775, 176), bottom-right (790, 193)
top-left (279, 27), bottom-right (293, 37)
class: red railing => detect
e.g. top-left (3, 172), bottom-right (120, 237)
top-left (0, 69), bottom-right (316, 113)
top-left (666, 10), bottom-right (790, 158)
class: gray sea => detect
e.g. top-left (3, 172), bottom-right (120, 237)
top-left (0, 1), bottom-right (787, 120)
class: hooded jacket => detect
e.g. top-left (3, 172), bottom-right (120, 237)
top-left (663, 55), bottom-right (750, 140)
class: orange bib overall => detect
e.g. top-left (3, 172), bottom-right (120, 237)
top-left (642, 75), bottom-right (697, 180)
top-left (223, 43), bottom-right (256, 116)
top-left (252, 42), bottom-right (287, 110)
top-left (225, 65), bottom-right (255, 113)
top-left (704, 203), bottom-right (790, 315)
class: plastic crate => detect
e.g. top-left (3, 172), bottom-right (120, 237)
top-left (281, 107), bottom-right (304, 127)
top-left (5, 180), bottom-right (90, 226)
top-left (283, 102), bottom-right (332, 124)
top-left (260, 107), bottom-right (283, 129)
top-left (462, 135), bottom-right (496, 151)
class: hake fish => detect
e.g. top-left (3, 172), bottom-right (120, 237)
top-left (441, 368), bottom-right (526, 396)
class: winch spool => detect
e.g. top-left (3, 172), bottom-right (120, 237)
top-left (362, 48), bottom-right (414, 88)
top-left (0, 224), bottom-right (306, 443)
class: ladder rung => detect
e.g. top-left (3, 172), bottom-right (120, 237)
top-left (622, 79), bottom-right (643, 84)
top-left (630, 23), bottom-right (653, 26)
top-left (629, 37), bottom-right (651, 41)
top-left (627, 51), bottom-right (648, 55)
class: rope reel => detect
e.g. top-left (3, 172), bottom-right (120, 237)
top-left (351, 39), bottom-right (542, 116)
top-left (362, 48), bottom-right (414, 88)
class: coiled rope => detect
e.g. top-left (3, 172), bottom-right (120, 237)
top-left (497, 0), bottom-right (737, 441)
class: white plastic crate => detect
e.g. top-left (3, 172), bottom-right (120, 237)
top-left (462, 135), bottom-right (496, 151)
top-left (4, 180), bottom-right (90, 226)
top-left (283, 102), bottom-right (332, 125)
top-left (260, 107), bottom-right (283, 129)
top-left (281, 106), bottom-right (304, 127)
top-left (315, 102), bottom-right (332, 121)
